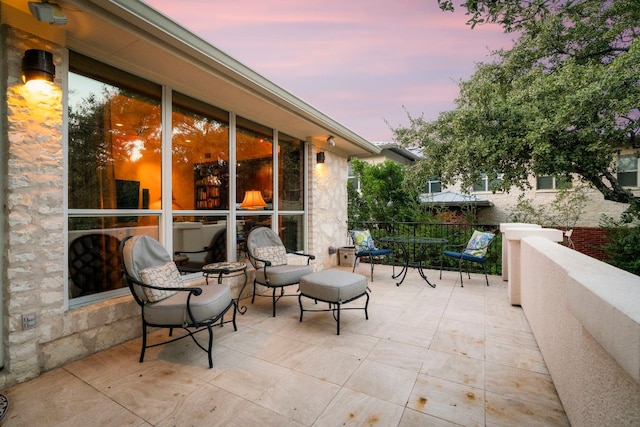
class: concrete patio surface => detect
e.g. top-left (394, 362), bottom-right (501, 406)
top-left (0, 263), bottom-right (569, 426)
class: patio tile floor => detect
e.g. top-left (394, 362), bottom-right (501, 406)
top-left (1, 264), bottom-right (570, 426)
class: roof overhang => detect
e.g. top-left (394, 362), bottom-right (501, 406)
top-left (2, 0), bottom-right (380, 157)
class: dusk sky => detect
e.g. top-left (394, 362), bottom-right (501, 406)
top-left (144, 0), bottom-right (514, 142)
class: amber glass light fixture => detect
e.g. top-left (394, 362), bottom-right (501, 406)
top-left (240, 190), bottom-right (267, 209)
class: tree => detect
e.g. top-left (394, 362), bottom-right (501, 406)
top-left (347, 159), bottom-right (423, 223)
top-left (394, 0), bottom-right (640, 220)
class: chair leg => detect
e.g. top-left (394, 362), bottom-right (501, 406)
top-left (370, 260), bottom-right (374, 282)
top-left (139, 322), bottom-right (147, 363)
top-left (336, 302), bottom-right (341, 335)
top-left (206, 323), bottom-right (214, 368)
top-left (352, 256), bottom-right (357, 273)
top-left (483, 264), bottom-right (489, 286)
top-left (251, 280), bottom-right (257, 304)
top-left (272, 287), bottom-right (277, 317)
top-left (458, 258), bottom-right (464, 287)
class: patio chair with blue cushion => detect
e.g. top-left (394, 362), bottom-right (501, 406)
top-left (120, 234), bottom-right (237, 368)
top-left (349, 229), bottom-right (393, 281)
top-left (439, 230), bottom-right (496, 287)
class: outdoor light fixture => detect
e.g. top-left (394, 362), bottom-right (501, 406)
top-left (240, 190), bottom-right (267, 209)
top-left (327, 136), bottom-right (336, 147)
top-left (28, 1), bottom-right (67, 25)
top-left (22, 49), bottom-right (55, 84)
top-left (317, 152), bottom-right (326, 164)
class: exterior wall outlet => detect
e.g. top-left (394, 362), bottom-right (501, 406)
top-left (22, 313), bottom-right (37, 330)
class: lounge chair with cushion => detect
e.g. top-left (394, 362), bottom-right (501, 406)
top-left (246, 226), bottom-right (315, 317)
top-left (120, 234), bottom-right (236, 368)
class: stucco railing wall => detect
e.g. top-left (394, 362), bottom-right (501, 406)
top-left (518, 236), bottom-right (640, 426)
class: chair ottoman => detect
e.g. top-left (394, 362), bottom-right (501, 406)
top-left (298, 269), bottom-right (369, 335)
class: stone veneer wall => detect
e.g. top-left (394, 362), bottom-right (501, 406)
top-left (309, 148), bottom-right (348, 270)
top-left (0, 28), bottom-right (142, 387)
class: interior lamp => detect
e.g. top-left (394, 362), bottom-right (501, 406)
top-left (22, 49), bottom-right (55, 84)
top-left (240, 190), bottom-right (267, 209)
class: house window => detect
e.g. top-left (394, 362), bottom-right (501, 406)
top-left (67, 51), bottom-right (162, 303)
top-left (347, 163), bottom-right (360, 192)
top-left (425, 178), bottom-right (441, 194)
top-left (278, 133), bottom-right (305, 251)
top-left (67, 52), bottom-right (308, 303)
top-left (473, 173), bottom-right (502, 192)
top-left (618, 154), bottom-right (638, 187)
top-left (536, 175), bottom-right (572, 190)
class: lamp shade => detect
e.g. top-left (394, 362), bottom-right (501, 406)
top-left (316, 152), bottom-right (325, 164)
top-left (22, 49), bottom-right (55, 83)
top-left (240, 190), bottom-right (267, 209)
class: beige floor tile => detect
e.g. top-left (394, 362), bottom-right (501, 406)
top-left (207, 353), bottom-right (290, 400)
top-left (367, 339), bottom-right (428, 372)
top-left (320, 332), bottom-right (380, 358)
top-left (430, 331), bottom-right (485, 360)
top-left (381, 321), bottom-right (437, 348)
top-left (407, 374), bottom-right (485, 427)
top-left (485, 326), bottom-right (538, 350)
top-left (442, 307), bottom-right (486, 325)
top-left (437, 317), bottom-right (485, 340)
top-left (255, 370), bottom-right (340, 425)
top-left (344, 359), bottom-right (419, 406)
top-left (485, 342), bottom-right (549, 375)
top-left (313, 387), bottom-right (405, 427)
top-left (421, 349), bottom-right (485, 388)
top-left (485, 362), bottom-right (563, 411)
top-left (485, 391), bottom-right (570, 426)
top-left (398, 408), bottom-right (461, 426)
top-left (230, 401), bottom-right (305, 426)
top-left (3, 369), bottom-right (144, 426)
top-left (155, 384), bottom-right (252, 427)
top-left (293, 346), bottom-right (364, 385)
top-left (90, 363), bottom-right (214, 425)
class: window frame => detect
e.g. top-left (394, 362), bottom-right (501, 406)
top-left (65, 51), bottom-right (309, 307)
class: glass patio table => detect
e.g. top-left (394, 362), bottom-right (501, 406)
top-left (378, 236), bottom-right (448, 287)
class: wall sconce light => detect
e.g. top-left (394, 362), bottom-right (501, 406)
top-left (22, 49), bottom-right (55, 84)
top-left (316, 152), bottom-right (325, 164)
top-left (240, 190), bottom-right (267, 209)
top-left (327, 136), bottom-right (336, 147)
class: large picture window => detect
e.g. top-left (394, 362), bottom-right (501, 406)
top-left (67, 53), bottom-right (308, 303)
top-left (67, 51), bottom-right (162, 303)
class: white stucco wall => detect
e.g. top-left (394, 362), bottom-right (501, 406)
top-left (519, 236), bottom-right (640, 426)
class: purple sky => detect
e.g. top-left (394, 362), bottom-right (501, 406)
top-left (144, 0), bottom-right (514, 142)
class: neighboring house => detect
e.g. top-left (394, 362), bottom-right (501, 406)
top-left (419, 151), bottom-right (638, 228)
top-left (0, 0), bottom-right (382, 387)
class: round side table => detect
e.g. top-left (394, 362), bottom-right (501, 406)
top-left (203, 262), bottom-right (248, 314)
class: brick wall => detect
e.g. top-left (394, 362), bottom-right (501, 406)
top-left (565, 227), bottom-right (610, 261)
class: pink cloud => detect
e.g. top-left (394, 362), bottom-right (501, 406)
top-left (145, 0), bottom-right (514, 141)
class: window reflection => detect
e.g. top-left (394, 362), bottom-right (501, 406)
top-left (172, 92), bottom-right (229, 210)
top-left (68, 216), bottom-right (159, 299)
top-left (278, 133), bottom-right (304, 211)
top-left (236, 117), bottom-right (273, 208)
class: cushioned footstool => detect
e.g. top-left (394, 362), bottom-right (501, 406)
top-left (298, 269), bottom-right (369, 335)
